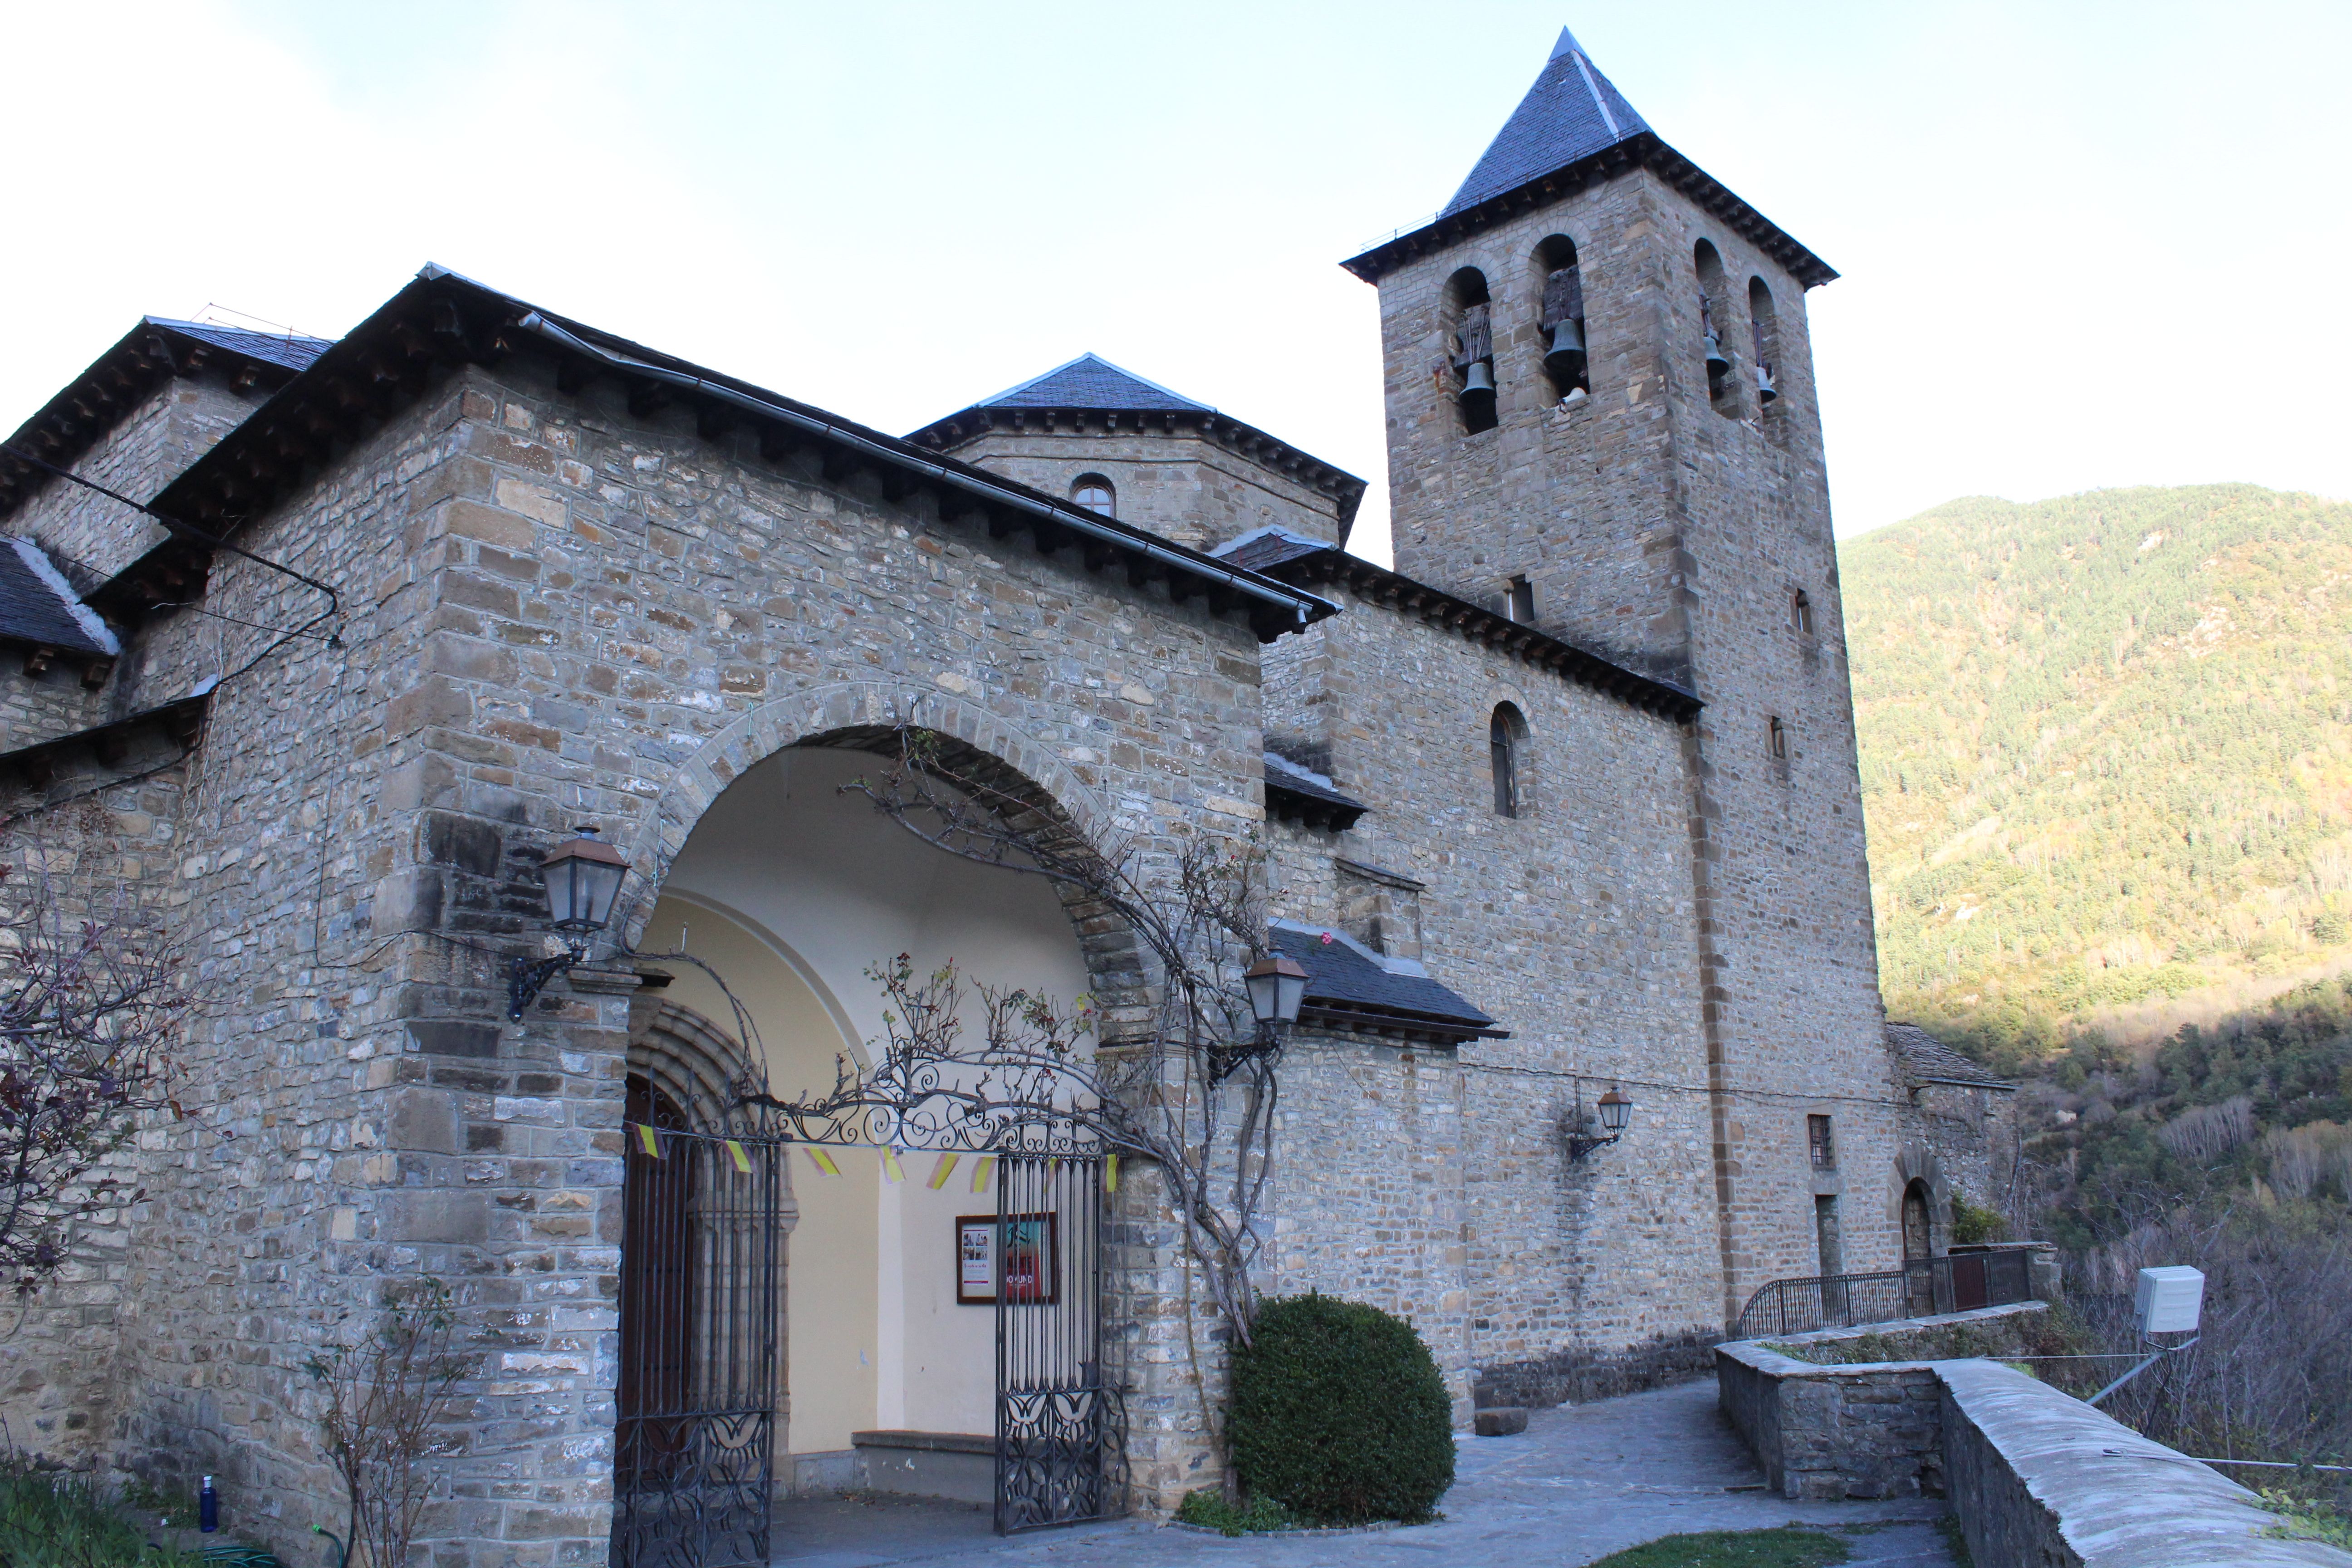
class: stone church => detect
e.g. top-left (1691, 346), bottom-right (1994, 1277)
top-left (0, 27), bottom-right (2008, 1563)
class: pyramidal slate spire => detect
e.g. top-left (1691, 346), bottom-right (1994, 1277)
top-left (1442, 25), bottom-right (1651, 218)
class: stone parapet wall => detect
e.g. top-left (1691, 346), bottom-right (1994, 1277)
top-left (1718, 1314), bottom-right (2352, 1565)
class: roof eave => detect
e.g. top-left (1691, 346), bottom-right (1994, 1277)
top-left (909, 403), bottom-right (1370, 538)
top-left (114, 269), bottom-right (1335, 645)
top-left (1342, 132), bottom-right (1837, 290)
top-left (1259, 546), bottom-right (1701, 721)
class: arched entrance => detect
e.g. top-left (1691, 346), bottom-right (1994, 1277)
top-left (612, 734), bottom-right (1129, 1562)
top-left (1900, 1178), bottom-right (1935, 1314)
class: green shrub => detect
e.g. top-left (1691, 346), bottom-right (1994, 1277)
top-left (1173, 1488), bottom-right (1304, 1535)
top-left (1950, 1196), bottom-right (2008, 1244)
top-left (1229, 1292), bottom-right (1455, 1524)
top-left (0, 1456), bottom-right (204, 1568)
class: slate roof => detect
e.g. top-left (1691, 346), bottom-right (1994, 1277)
top-left (143, 318), bottom-right (333, 373)
top-left (1444, 29), bottom-right (1650, 218)
top-left (1271, 921), bottom-right (1504, 1042)
top-left (971, 353), bottom-right (1210, 414)
top-left (0, 539), bottom-right (114, 656)
top-left (1886, 1022), bottom-right (2014, 1091)
top-left (1262, 751), bottom-right (1367, 832)
top-left (1215, 526), bottom-right (1333, 576)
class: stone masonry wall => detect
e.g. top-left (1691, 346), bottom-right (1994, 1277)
top-left (0, 331), bottom-right (1282, 1561)
top-left (1260, 573), bottom-right (1730, 1391)
top-left (1365, 166), bottom-right (1901, 1321)
top-left (945, 428), bottom-right (1346, 552)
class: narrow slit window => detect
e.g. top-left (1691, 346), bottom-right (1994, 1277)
top-left (1808, 1114), bottom-right (1835, 1169)
top-left (1769, 716), bottom-right (1789, 761)
top-left (1793, 591), bottom-right (1815, 638)
top-left (1490, 703), bottom-right (1526, 818)
top-left (1508, 575), bottom-right (1535, 624)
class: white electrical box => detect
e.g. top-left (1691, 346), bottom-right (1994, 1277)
top-left (2134, 1266), bottom-right (2204, 1334)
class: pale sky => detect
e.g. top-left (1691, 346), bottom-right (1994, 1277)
top-left (3, 2), bottom-right (2345, 560)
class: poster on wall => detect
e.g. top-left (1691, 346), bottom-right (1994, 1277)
top-left (956, 1213), bottom-right (1058, 1305)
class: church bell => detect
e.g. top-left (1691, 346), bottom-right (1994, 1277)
top-left (1756, 362), bottom-right (1778, 404)
top-left (1458, 358), bottom-right (1496, 421)
top-left (1543, 318), bottom-right (1587, 380)
top-left (1704, 329), bottom-right (1731, 377)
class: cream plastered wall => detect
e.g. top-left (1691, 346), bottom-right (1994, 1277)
top-left (647, 746), bottom-right (1094, 1447)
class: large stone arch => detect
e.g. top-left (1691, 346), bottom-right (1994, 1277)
top-left (612, 680), bottom-right (1152, 1039)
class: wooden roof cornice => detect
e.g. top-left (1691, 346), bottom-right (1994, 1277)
top-left (1269, 548), bottom-right (1701, 723)
top-left (1342, 132), bottom-right (1837, 291)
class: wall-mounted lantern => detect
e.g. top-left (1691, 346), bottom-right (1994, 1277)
top-left (509, 827), bottom-right (630, 1020)
top-left (1215, 952), bottom-right (1310, 1082)
top-left (1567, 1083), bottom-right (1633, 1160)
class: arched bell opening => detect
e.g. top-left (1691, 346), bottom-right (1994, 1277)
top-left (1444, 267), bottom-right (1498, 434)
top-left (1692, 240), bottom-right (1741, 419)
top-left (1532, 235), bottom-right (1589, 402)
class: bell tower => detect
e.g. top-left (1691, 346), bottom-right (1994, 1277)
top-left (1343, 29), bottom-right (1894, 1311)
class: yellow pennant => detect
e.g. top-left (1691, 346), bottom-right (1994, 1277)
top-left (636, 1123), bottom-right (661, 1159)
top-left (970, 1155), bottom-right (996, 1194)
top-left (725, 1139), bottom-right (752, 1176)
top-left (882, 1148), bottom-right (906, 1184)
top-left (1105, 1153), bottom-right (1119, 1194)
top-left (927, 1152), bottom-right (960, 1191)
top-left (807, 1146), bottom-right (842, 1177)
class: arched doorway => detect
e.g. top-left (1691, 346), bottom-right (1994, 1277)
top-left (1900, 1179), bottom-right (1935, 1315)
top-left (616, 736), bottom-right (1125, 1553)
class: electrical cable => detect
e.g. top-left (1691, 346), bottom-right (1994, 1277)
top-left (0, 442), bottom-right (341, 636)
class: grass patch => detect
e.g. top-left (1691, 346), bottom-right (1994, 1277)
top-left (1936, 1514), bottom-right (1976, 1567)
top-left (0, 1457), bottom-right (205, 1568)
top-left (1173, 1488), bottom-right (1315, 1535)
top-left (2260, 1489), bottom-right (2352, 1549)
top-left (1585, 1527), bottom-right (1850, 1567)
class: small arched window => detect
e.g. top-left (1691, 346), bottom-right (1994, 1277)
top-left (1792, 590), bottom-right (1815, 638)
top-left (1446, 268), bottom-right (1498, 435)
top-left (1534, 235), bottom-right (1589, 402)
top-left (1748, 277), bottom-right (1780, 410)
top-left (1694, 240), bottom-right (1739, 418)
top-left (1490, 703), bottom-right (1528, 818)
top-left (1070, 474), bottom-right (1115, 518)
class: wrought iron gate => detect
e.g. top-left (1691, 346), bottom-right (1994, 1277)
top-left (994, 1152), bottom-right (1124, 1533)
top-left (614, 1114), bottom-right (783, 1568)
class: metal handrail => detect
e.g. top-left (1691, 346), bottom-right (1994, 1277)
top-left (1732, 1250), bottom-right (2034, 1340)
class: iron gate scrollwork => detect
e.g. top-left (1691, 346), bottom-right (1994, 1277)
top-left (614, 1077), bottom-right (784, 1568)
top-left (995, 1150), bottom-right (1125, 1533)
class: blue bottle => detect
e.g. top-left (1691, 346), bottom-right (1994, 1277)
top-left (199, 1475), bottom-right (219, 1533)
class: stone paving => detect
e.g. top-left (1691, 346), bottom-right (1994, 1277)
top-left (772, 1380), bottom-right (1959, 1567)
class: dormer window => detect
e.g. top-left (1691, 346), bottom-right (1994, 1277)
top-left (1070, 474), bottom-right (1115, 518)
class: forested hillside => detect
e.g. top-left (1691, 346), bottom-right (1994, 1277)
top-left (1842, 484), bottom-right (2352, 1057)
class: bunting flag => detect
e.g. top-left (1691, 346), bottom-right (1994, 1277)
top-left (1105, 1153), bottom-right (1119, 1193)
top-left (927, 1152), bottom-right (959, 1191)
top-left (725, 1139), bottom-right (752, 1176)
top-left (882, 1147), bottom-right (906, 1184)
top-left (807, 1146), bottom-right (842, 1178)
top-left (635, 1123), bottom-right (662, 1159)
top-left (970, 1155), bottom-right (996, 1194)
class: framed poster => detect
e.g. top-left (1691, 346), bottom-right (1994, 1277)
top-left (956, 1212), bottom-right (1059, 1306)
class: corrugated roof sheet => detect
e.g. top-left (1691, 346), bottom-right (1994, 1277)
top-left (1886, 1022), bottom-right (2013, 1090)
top-left (0, 539), bottom-right (114, 656)
top-left (145, 318), bottom-right (333, 373)
top-left (1273, 923), bottom-right (1499, 1035)
top-left (975, 353), bottom-right (1209, 413)
top-left (1443, 29), bottom-right (1651, 218)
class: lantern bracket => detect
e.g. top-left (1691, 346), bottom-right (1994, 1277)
top-left (1565, 1081), bottom-right (1633, 1161)
top-left (509, 946), bottom-right (588, 1022)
